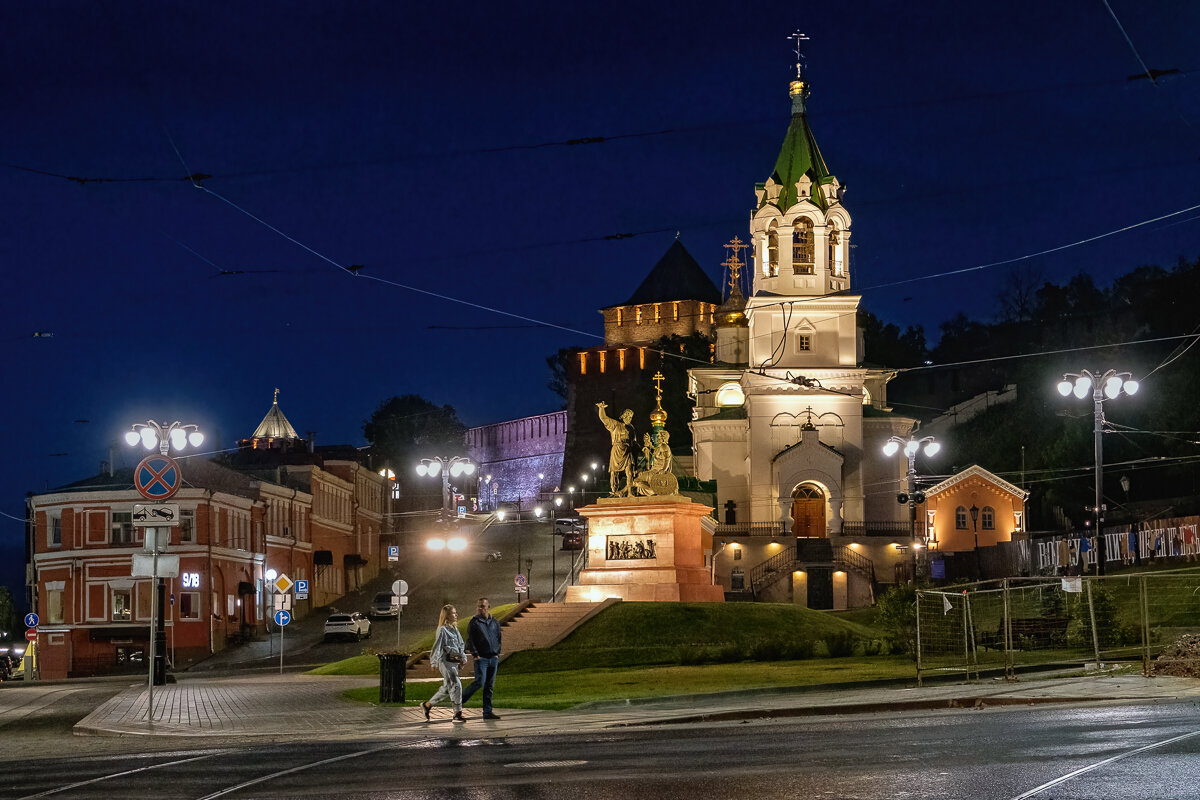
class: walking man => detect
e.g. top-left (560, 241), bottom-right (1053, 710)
top-left (461, 597), bottom-right (502, 720)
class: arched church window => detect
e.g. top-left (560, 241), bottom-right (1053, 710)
top-left (828, 223), bottom-right (843, 276)
top-left (792, 218), bottom-right (814, 274)
top-left (955, 506), bottom-right (968, 530)
top-left (767, 224), bottom-right (779, 277)
top-left (715, 382), bottom-right (745, 407)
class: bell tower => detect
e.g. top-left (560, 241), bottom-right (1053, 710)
top-left (750, 32), bottom-right (852, 299)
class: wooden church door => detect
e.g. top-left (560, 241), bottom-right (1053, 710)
top-left (791, 484), bottom-right (826, 538)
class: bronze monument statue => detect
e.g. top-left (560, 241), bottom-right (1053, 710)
top-left (596, 402), bottom-right (636, 497)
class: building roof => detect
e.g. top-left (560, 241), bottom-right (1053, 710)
top-left (611, 240), bottom-right (722, 307)
top-left (925, 464), bottom-right (1030, 500)
top-left (251, 393), bottom-right (300, 441)
top-left (757, 81), bottom-right (836, 213)
top-left (54, 457), bottom-right (263, 500)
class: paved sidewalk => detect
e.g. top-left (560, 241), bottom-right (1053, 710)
top-left (74, 671), bottom-right (1200, 740)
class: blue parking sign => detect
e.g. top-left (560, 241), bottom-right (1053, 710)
top-left (388, 546), bottom-right (399, 562)
top-left (295, 579), bottom-right (309, 594)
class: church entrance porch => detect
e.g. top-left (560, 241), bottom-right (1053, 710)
top-left (791, 483), bottom-right (826, 537)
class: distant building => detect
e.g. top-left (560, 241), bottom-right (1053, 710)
top-left (563, 239), bottom-right (723, 495)
top-left (26, 393), bottom-right (388, 679)
top-left (465, 411), bottom-right (567, 510)
top-left (920, 465), bottom-right (1029, 554)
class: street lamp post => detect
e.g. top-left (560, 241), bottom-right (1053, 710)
top-left (124, 419), bottom-right (205, 709)
top-left (970, 504), bottom-right (981, 578)
top-left (416, 457), bottom-right (475, 515)
top-left (883, 434), bottom-right (940, 581)
top-left (1056, 369), bottom-right (1140, 576)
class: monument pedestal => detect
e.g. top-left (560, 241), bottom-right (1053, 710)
top-left (565, 495), bottom-right (724, 603)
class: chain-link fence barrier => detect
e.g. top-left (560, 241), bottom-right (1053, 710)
top-left (916, 569), bottom-right (1200, 684)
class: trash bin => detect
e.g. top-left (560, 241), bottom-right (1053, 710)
top-left (378, 653), bottom-right (408, 703)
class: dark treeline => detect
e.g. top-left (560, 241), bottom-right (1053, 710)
top-left (868, 256), bottom-right (1200, 532)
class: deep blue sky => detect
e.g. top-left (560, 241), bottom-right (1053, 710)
top-left (3, 1), bottom-right (1198, 600)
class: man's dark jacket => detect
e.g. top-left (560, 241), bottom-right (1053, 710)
top-left (467, 614), bottom-right (502, 658)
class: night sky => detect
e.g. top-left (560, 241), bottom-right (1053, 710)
top-left (3, 1), bottom-right (1198, 600)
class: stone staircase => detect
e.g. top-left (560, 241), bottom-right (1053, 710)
top-left (406, 599), bottom-right (616, 677)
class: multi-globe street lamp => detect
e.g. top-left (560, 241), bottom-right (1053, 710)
top-left (882, 434), bottom-right (940, 580)
top-left (124, 420), bottom-right (204, 455)
top-left (124, 418), bottom-right (205, 704)
top-left (416, 456), bottom-right (475, 515)
top-left (1056, 369), bottom-right (1140, 575)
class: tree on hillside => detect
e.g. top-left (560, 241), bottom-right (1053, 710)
top-left (363, 395), bottom-right (466, 491)
top-left (859, 310), bottom-right (927, 367)
top-left (545, 346), bottom-right (576, 406)
top-left (0, 587), bottom-right (18, 637)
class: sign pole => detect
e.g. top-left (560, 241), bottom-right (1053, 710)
top-left (279, 619), bottom-right (284, 675)
top-left (148, 529), bottom-right (157, 721)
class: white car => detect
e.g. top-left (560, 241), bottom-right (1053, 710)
top-left (324, 612), bottom-right (372, 641)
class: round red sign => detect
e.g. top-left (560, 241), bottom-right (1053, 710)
top-left (134, 454), bottom-right (182, 500)
top-left (25, 628), bottom-right (37, 641)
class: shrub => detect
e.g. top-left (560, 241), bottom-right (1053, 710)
top-left (860, 638), bottom-right (884, 656)
top-left (875, 584), bottom-right (918, 658)
top-left (749, 638), bottom-right (785, 661)
top-left (782, 638), bottom-right (816, 660)
top-left (823, 631), bottom-right (856, 657)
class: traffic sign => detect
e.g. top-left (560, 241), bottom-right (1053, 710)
top-left (25, 628), bottom-right (37, 642)
top-left (132, 503), bottom-right (180, 527)
top-left (392, 579), bottom-right (408, 596)
top-left (134, 455), bottom-right (183, 500)
top-left (273, 574), bottom-right (294, 594)
top-left (274, 609), bottom-right (291, 626)
top-left (514, 574), bottom-right (527, 589)
top-left (24, 612), bottom-right (38, 628)
top-left (295, 579), bottom-right (308, 599)
top-left (388, 546), bottom-right (399, 562)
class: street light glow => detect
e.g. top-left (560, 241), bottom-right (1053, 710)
top-left (881, 440), bottom-right (899, 457)
top-left (124, 430), bottom-right (140, 446)
top-left (426, 538), bottom-right (446, 551)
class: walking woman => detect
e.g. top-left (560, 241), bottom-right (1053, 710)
top-left (422, 604), bottom-right (468, 722)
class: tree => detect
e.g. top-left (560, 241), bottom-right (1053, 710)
top-left (363, 395), bottom-right (466, 491)
top-left (0, 587), bottom-right (18, 638)
top-left (859, 310), bottom-right (927, 367)
top-left (545, 346), bottom-right (575, 407)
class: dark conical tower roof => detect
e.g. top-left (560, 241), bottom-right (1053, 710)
top-left (614, 240), bottom-right (722, 307)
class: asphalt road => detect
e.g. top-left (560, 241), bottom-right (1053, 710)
top-left (4, 697), bottom-right (1199, 798)
top-left (184, 519), bottom-right (579, 673)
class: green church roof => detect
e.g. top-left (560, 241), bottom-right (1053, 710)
top-left (759, 85), bottom-right (836, 213)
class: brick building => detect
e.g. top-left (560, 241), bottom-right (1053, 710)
top-left (26, 395), bottom-right (388, 679)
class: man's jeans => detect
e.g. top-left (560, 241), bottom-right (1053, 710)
top-left (461, 656), bottom-right (499, 714)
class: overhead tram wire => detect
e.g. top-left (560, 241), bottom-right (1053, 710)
top-left (190, 179), bottom-right (1200, 402)
top-left (6, 59), bottom-right (1197, 187)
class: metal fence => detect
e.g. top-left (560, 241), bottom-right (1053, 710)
top-left (915, 570), bottom-right (1200, 684)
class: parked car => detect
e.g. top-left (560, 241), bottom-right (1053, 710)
top-left (368, 592), bottom-right (398, 619)
top-left (324, 612), bottom-right (371, 641)
top-left (556, 518), bottom-right (587, 550)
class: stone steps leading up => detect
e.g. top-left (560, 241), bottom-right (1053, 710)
top-left (406, 599), bottom-right (617, 678)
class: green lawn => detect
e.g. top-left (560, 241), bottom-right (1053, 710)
top-left (342, 655), bottom-right (917, 710)
top-left (314, 600), bottom-right (910, 708)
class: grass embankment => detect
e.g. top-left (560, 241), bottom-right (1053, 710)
top-left (316, 601), bottom-right (916, 709)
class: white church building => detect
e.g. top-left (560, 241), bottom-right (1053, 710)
top-left (689, 55), bottom-right (922, 609)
